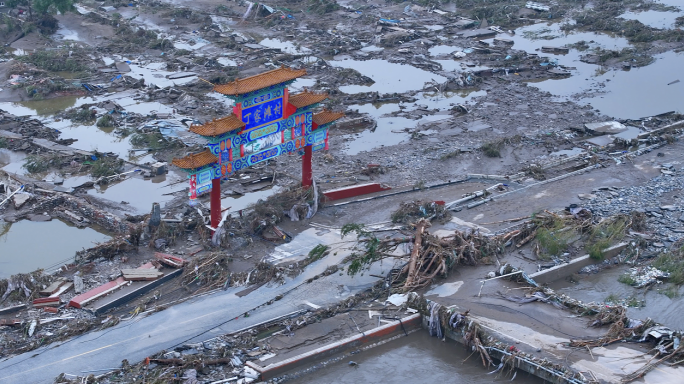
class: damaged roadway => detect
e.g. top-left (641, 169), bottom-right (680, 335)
top-left (2, 138), bottom-right (684, 383)
top-left (0, 248), bottom-right (381, 384)
top-left (0, 0), bottom-right (684, 382)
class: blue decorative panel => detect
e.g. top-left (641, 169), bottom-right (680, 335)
top-left (242, 98), bottom-right (283, 130)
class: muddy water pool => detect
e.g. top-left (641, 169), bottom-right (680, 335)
top-left (485, 22), bottom-right (684, 119)
top-left (343, 89), bottom-right (484, 155)
top-left (549, 266), bottom-right (684, 330)
top-left (259, 38), bottom-right (311, 55)
top-left (0, 219), bottom-right (111, 278)
top-left (89, 172), bottom-right (186, 213)
top-left (329, 59), bottom-right (447, 94)
top-left (221, 186), bottom-right (281, 215)
top-left (44, 119), bottom-right (156, 163)
top-left (296, 330), bottom-right (544, 384)
top-left (618, 9), bottom-right (683, 29)
top-left (0, 96), bottom-right (84, 116)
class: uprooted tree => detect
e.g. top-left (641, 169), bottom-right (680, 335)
top-left (341, 218), bottom-right (503, 292)
top-left (8, 0), bottom-right (73, 19)
top-left (340, 208), bottom-right (645, 293)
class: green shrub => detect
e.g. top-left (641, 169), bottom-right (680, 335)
top-left (480, 142), bottom-right (501, 158)
top-left (96, 114), bottom-right (114, 128)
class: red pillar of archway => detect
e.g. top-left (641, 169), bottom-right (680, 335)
top-left (210, 178), bottom-right (221, 231)
top-left (302, 145), bottom-right (313, 188)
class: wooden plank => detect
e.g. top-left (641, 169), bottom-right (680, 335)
top-left (40, 278), bottom-right (67, 296)
top-left (33, 296), bottom-right (61, 308)
top-left (0, 318), bottom-right (20, 326)
top-left (121, 268), bottom-right (163, 282)
top-left (49, 282), bottom-right (73, 298)
top-left (155, 252), bottom-right (187, 268)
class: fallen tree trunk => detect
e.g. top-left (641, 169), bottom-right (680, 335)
top-left (404, 219), bottom-right (430, 291)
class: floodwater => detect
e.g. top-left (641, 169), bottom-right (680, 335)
top-left (0, 219), bottom-right (111, 278)
top-left (655, 0), bottom-right (683, 8)
top-left (296, 330), bottom-right (545, 384)
top-left (0, 91), bottom-right (173, 117)
top-left (429, 45), bottom-right (463, 56)
top-left (329, 59), bottom-right (447, 94)
top-left (360, 45), bottom-right (384, 53)
top-left (267, 227), bottom-right (342, 264)
top-left (0, 96), bottom-right (83, 116)
top-left (549, 265), bottom-right (684, 331)
top-left (343, 89), bottom-right (484, 155)
top-left (54, 24), bottom-right (82, 42)
top-left (0, 148), bottom-right (27, 175)
top-left (549, 147), bottom-right (584, 157)
top-left (259, 38), bottom-right (311, 55)
top-left (487, 22), bottom-right (684, 119)
top-left (89, 173), bottom-right (186, 213)
top-left (45, 119), bottom-right (156, 163)
top-left (289, 78), bottom-right (317, 92)
top-left (584, 51), bottom-right (684, 119)
top-left (221, 186), bottom-right (280, 215)
top-left (127, 62), bottom-right (197, 88)
top-left (619, 10), bottom-right (683, 29)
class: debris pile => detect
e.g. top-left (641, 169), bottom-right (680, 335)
top-left (390, 200), bottom-right (451, 224)
top-left (620, 266), bottom-right (670, 288)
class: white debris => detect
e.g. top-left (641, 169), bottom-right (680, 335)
top-left (386, 293), bottom-right (409, 306)
top-left (626, 266), bottom-right (670, 288)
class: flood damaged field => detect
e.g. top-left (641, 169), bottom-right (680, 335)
top-left (0, 0), bottom-right (684, 382)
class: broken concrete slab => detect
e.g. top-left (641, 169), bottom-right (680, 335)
top-left (32, 138), bottom-right (91, 156)
top-left (247, 313), bottom-right (422, 380)
top-left (73, 275), bottom-right (84, 294)
top-left (0, 304), bottom-right (26, 317)
top-left (577, 193), bottom-right (597, 200)
top-left (13, 193), bottom-right (30, 209)
top-left (585, 135), bottom-right (615, 147)
top-left (460, 29), bottom-right (497, 38)
top-left (453, 19), bottom-right (476, 28)
top-left (167, 72), bottom-right (197, 80)
top-left (0, 130), bottom-right (23, 139)
top-left (584, 121), bottom-right (627, 135)
top-left (115, 62), bottom-right (131, 72)
top-left (465, 120), bottom-right (492, 132)
top-left (27, 214), bottom-right (51, 222)
top-left (529, 243), bottom-right (628, 284)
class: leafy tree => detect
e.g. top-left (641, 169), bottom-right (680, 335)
top-left (7, 0), bottom-right (74, 19)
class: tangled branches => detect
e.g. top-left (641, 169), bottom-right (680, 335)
top-left (342, 218), bottom-right (505, 292)
top-left (180, 253), bottom-right (232, 292)
top-left (390, 200), bottom-right (452, 224)
top-left (247, 184), bottom-right (322, 233)
top-left (0, 271), bottom-right (53, 304)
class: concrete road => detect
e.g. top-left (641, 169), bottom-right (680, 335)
top-left (0, 232), bottom-right (382, 384)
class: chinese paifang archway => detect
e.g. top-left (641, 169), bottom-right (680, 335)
top-left (171, 66), bottom-right (344, 230)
